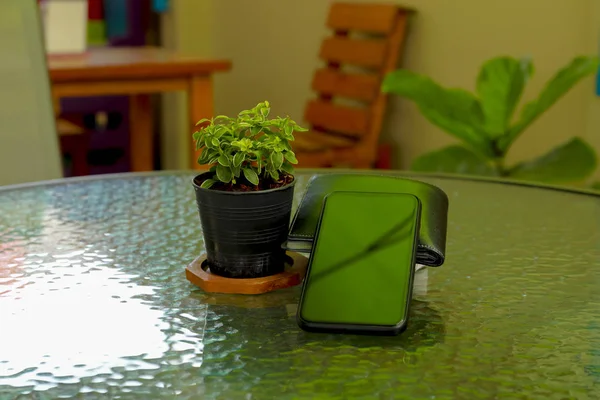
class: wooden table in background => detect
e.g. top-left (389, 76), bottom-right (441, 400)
top-left (48, 47), bottom-right (232, 171)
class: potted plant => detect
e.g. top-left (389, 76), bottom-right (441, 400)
top-left (191, 101), bottom-right (307, 279)
top-left (382, 55), bottom-right (600, 186)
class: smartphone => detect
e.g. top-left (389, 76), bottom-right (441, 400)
top-left (296, 191), bottom-right (421, 335)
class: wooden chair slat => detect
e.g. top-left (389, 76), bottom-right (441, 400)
top-left (294, 130), bottom-right (357, 152)
top-left (304, 100), bottom-right (369, 138)
top-left (327, 3), bottom-right (398, 34)
top-left (312, 68), bottom-right (379, 102)
top-left (319, 37), bottom-right (386, 68)
top-left (296, 151), bottom-right (334, 168)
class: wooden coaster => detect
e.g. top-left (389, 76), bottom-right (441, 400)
top-left (193, 293), bottom-right (299, 309)
top-left (185, 252), bottom-right (308, 295)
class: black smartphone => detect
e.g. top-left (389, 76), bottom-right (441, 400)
top-left (296, 191), bottom-right (421, 335)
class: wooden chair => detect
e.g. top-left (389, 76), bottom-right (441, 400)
top-left (57, 117), bottom-right (90, 177)
top-left (294, 3), bottom-right (414, 169)
top-left (53, 98), bottom-right (91, 177)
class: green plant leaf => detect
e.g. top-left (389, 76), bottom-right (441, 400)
top-left (281, 162), bottom-right (294, 174)
top-left (268, 168), bottom-right (279, 181)
top-left (411, 145), bottom-right (498, 176)
top-left (194, 134), bottom-right (205, 151)
top-left (508, 137), bottom-right (597, 183)
top-left (476, 57), bottom-right (533, 138)
top-left (282, 123), bottom-right (297, 140)
top-left (213, 125), bottom-right (231, 138)
top-left (382, 69), bottom-right (493, 156)
top-left (232, 138), bottom-right (253, 152)
top-left (270, 151), bottom-right (284, 169)
top-left (499, 56), bottom-right (599, 152)
top-left (200, 179), bottom-right (216, 189)
top-left (198, 147), bottom-right (211, 164)
top-left (217, 155), bottom-right (230, 166)
top-left (216, 164), bottom-right (233, 183)
top-left (231, 164), bottom-right (241, 178)
top-left (243, 168), bottom-right (259, 185)
top-left (591, 182), bottom-right (600, 191)
top-left (211, 138), bottom-right (220, 147)
top-left (214, 115), bottom-right (233, 123)
top-left (233, 152), bottom-right (245, 167)
top-left (293, 121), bottom-right (308, 132)
top-left (284, 151), bottom-right (298, 164)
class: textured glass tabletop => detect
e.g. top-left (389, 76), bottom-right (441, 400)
top-left (1, 170), bottom-right (599, 399)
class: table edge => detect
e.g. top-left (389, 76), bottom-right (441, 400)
top-left (49, 60), bottom-right (233, 82)
top-left (1, 169), bottom-right (599, 198)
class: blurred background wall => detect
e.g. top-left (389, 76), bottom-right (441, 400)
top-left (162, 0), bottom-right (599, 179)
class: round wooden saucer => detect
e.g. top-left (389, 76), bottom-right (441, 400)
top-left (185, 252), bottom-right (308, 295)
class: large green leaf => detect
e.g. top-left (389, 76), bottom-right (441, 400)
top-left (498, 56), bottom-right (599, 152)
top-left (476, 57), bottom-right (533, 138)
top-left (382, 70), bottom-right (494, 156)
top-left (411, 145), bottom-right (498, 176)
top-left (216, 164), bottom-right (233, 183)
top-left (200, 179), bottom-right (216, 189)
top-left (508, 137), bottom-right (597, 183)
top-left (242, 168), bottom-right (259, 185)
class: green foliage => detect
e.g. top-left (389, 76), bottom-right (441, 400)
top-left (193, 101), bottom-right (307, 189)
top-left (381, 69), bottom-right (494, 157)
top-left (411, 145), bottom-right (498, 177)
top-left (382, 55), bottom-right (599, 185)
top-left (507, 138), bottom-right (597, 183)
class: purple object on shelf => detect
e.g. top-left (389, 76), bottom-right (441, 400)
top-left (104, 0), bottom-right (146, 46)
top-left (59, 96), bottom-right (131, 175)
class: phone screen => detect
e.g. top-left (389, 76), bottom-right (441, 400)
top-left (298, 192), bottom-right (421, 329)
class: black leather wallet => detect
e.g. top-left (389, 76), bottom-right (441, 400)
top-left (284, 174), bottom-right (449, 266)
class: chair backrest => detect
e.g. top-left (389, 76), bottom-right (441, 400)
top-left (0, 0), bottom-right (62, 186)
top-left (304, 2), bottom-right (412, 158)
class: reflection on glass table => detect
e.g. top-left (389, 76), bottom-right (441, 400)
top-left (0, 170), bottom-right (599, 399)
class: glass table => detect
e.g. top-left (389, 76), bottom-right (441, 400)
top-left (1, 170), bottom-right (599, 399)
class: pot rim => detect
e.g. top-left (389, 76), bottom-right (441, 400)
top-left (192, 171), bottom-right (296, 195)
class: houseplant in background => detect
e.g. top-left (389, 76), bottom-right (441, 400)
top-left (191, 101), bottom-right (307, 279)
top-left (382, 55), bottom-right (600, 186)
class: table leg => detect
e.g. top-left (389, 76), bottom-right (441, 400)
top-left (53, 96), bottom-right (61, 115)
top-left (189, 76), bottom-right (214, 170)
top-left (129, 94), bottom-right (154, 172)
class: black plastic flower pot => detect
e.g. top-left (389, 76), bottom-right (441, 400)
top-left (192, 172), bottom-right (295, 279)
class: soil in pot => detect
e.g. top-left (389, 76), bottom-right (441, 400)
top-left (194, 172), bottom-right (294, 192)
top-left (193, 171), bottom-right (295, 279)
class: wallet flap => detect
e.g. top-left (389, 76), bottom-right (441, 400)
top-left (286, 174), bottom-right (449, 266)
